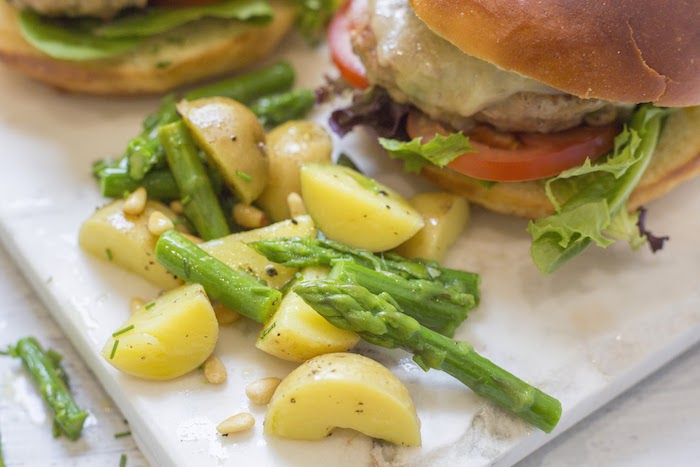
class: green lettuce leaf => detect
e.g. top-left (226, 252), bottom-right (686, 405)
top-left (378, 133), bottom-right (474, 174)
top-left (528, 104), bottom-right (669, 274)
top-left (19, 12), bottom-right (141, 60)
top-left (18, 0), bottom-right (272, 61)
top-left (96, 0), bottom-right (272, 38)
top-left (294, 0), bottom-right (343, 44)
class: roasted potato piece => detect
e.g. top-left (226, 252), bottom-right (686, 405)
top-left (257, 121), bottom-right (333, 221)
top-left (256, 267), bottom-right (359, 362)
top-left (78, 199), bottom-right (187, 289)
top-left (394, 192), bottom-right (470, 262)
top-left (200, 215), bottom-right (315, 289)
top-left (265, 352), bottom-right (421, 446)
top-left (300, 163), bottom-right (424, 252)
top-left (178, 97), bottom-right (267, 204)
top-left (101, 283), bottom-right (218, 380)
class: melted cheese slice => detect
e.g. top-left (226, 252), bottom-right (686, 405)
top-left (367, 0), bottom-right (560, 121)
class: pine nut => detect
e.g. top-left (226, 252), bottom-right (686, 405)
top-left (213, 302), bottom-right (242, 325)
top-left (203, 355), bottom-right (227, 384)
top-left (216, 413), bottom-right (255, 435)
top-left (287, 192), bottom-right (307, 218)
top-left (122, 187), bottom-right (147, 215)
top-left (129, 297), bottom-right (145, 314)
top-left (147, 211), bottom-right (175, 236)
top-left (169, 200), bottom-right (184, 214)
top-left (233, 203), bottom-right (269, 229)
top-left (245, 377), bottom-right (282, 405)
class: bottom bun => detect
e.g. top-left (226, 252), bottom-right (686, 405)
top-left (0, 0), bottom-right (296, 95)
top-left (423, 106), bottom-right (700, 219)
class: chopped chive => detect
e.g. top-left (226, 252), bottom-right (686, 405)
top-left (114, 431), bottom-right (131, 439)
top-left (236, 171), bottom-right (252, 181)
top-left (119, 453), bottom-right (127, 467)
top-left (106, 248), bottom-right (114, 261)
top-left (259, 322), bottom-right (276, 341)
top-left (144, 302), bottom-right (155, 310)
top-left (112, 325), bottom-right (135, 338)
top-left (110, 340), bottom-right (120, 360)
top-left (181, 195), bottom-right (192, 205)
top-left (156, 60), bottom-right (171, 69)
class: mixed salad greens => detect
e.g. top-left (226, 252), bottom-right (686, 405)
top-left (330, 86), bottom-right (671, 274)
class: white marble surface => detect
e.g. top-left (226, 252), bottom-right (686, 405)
top-left (2, 34), bottom-right (700, 466)
top-left (1, 240), bottom-right (700, 467)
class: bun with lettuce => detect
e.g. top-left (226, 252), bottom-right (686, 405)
top-left (0, 0), bottom-right (299, 94)
top-left (327, 0), bottom-right (700, 273)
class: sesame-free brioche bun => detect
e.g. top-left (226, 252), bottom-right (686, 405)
top-left (422, 106), bottom-right (700, 218)
top-left (0, 0), bottom-right (296, 95)
top-left (409, 0), bottom-right (700, 107)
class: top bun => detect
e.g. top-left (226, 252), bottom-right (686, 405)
top-left (0, 0), bottom-right (296, 95)
top-left (409, 0), bottom-right (700, 107)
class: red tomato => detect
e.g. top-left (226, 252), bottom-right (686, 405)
top-left (407, 112), bottom-right (618, 182)
top-left (328, 0), bottom-right (370, 89)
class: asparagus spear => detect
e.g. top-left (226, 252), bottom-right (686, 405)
top-left (159, 120), bottom-right (230, 240)
top-left (293, 281), bottom-right (562, 433)
top-left (250, 89), bottom-right (316, 128)
top-left (249, 236), bottom-right (480, 301)
top-left (3, 337), bottom-right (88, 440)
top-left (155, 230), bottom-right (281, 323)
top-left (328, 260), bottom-right (473, 336)
top-left (99, 165), bottom-right (225, 202)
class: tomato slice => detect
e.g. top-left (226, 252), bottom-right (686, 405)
top-left (407, 111), bottom-right (618, 182)
top-left (328, 0), bottom-right (370, 89)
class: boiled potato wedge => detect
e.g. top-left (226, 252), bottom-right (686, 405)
top-left (178, 97), bottom-right (267, 204)
top-left (394, 192), bottom-right (470, 262)
top-left (257, 121), bottom-right (333, 221)
top-left (79, 199), bottom-right (187, 289)
top-left (300, 163), bottom-right (424, 252)
top-left (265, 352), bottom-right (421, 446)
top-left (256, 267), bottom-right (359, 362)
top-left (200, 215), bottom-right (315, 289)
top-left (101, 283), bottom-right (218, 380)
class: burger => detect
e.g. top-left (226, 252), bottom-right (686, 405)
top-left (328, 0), bottom-right (700, 273)
top-left (0, 0), bottom-right (299, 94)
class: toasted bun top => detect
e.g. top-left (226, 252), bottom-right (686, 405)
top-left (0, 0), bottom-right (295, 95)
top-left (409, 0), bottom-right (700, 107)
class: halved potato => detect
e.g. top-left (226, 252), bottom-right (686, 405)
top-left (178, 97), bottom-right (267, 204)
top-left (300, 163), bottom-right (424, 252)
top-left (101, 283), bottom-right (218, 380)
top-left (79, 199), bottom-right (187, 289)
top-left (200, 215), bottom-right (315, 289)
top-left (394, 192), bottom-right (469, 262)
top-left (265, 352), bottom-right (421, 446)
top-left (257, 121), bottom-right (333, 221)
top-left (256, 267), bottom-right (359, 362)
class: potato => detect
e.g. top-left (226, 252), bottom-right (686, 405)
top-left (79, 199), bottom-right (187, 289)
top-left (300, 163), bottom-right (424, 252)
top-left (101, 283), bottom-right (218, 380)
top-left (265, 352), bottom-right (421, 446)
top-left (178, 97), bottom-right (268, 204)
top-left (394, 192), bottom-right (470, 262)
top-left (256, 267), bottom-right (359, 362)
top-left (200, 215), bottom-right (315, 289)
top-left (257, 121), bottom-right (333, 221)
